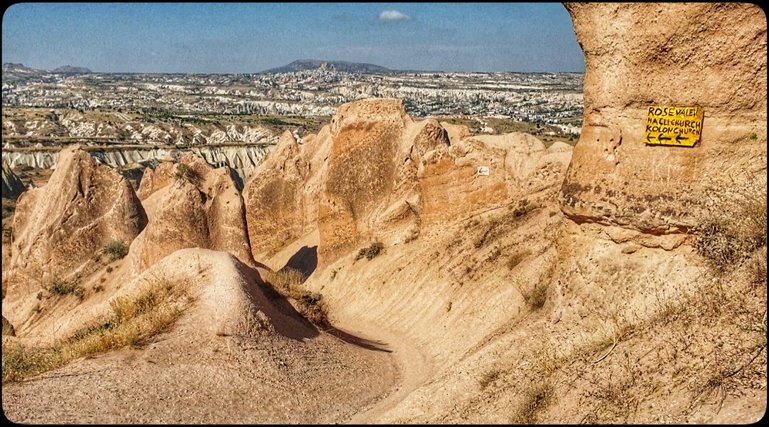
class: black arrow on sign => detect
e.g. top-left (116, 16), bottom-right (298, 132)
top-left (675, 134), bottom-right (689, 144)
top-left (645, 133), bottom-right (656, 143)
top-left (658, 134), bottom-right (672, 143)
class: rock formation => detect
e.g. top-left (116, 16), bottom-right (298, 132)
top-left (129, 152), bottom-right (253, 271)
top-left (242, 98), bottom-right (574, 266)
top-left (562, 3), bottom-right (767, 233)
top-left (2, 144), bottom-right (271, 184)
top-left (243, 131), bottom-right (318, 256)
top-left (9, 145), bottom-right (147, 283)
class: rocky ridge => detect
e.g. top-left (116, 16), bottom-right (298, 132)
top-left (1, 3), bottom-right (766, 423)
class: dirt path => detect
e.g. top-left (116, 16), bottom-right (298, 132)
top-left (334, 320), bottom-right (435, 424)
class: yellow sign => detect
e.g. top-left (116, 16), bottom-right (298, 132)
top-left (644, 105), bottom-right (703, 147)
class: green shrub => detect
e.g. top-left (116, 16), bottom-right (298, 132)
top-left (47, 278), bottom-right (83, 299)
top-left (102, 240), bottom-right (128, 261)
top-left (174, 163), bottom-right (200, 184)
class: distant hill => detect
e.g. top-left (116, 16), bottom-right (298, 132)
top-left (2, 63), bottom-right (93, 84)
top-left (2, 63), bottom-right (44, 74)
top-left (263, 59), bottom-right (393, 74)
top-left (52, 65), bottom-right (92, 74)
top-left (2, 63), bottom-right (49, 84)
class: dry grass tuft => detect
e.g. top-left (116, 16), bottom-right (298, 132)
top-left (748, 246), bottom-right (767, 285)
top-left (355, 241), bottom-right (384, 261)
top-left (47, 277), bottom-right (84, 300)
top-left (511, 198), bottom-right (535, 219)
top-left (694, 193), bottom-right (766, 272)
top-left (478, 369), bottom-right (500, 389)
top-left (510, 382), bottom-right (554, 424)
top-left (262, 268), bottom-right (327, 326)
top-left (2, 276), bottom-right (192, 383)
top-left (507, 249), bottom-right (532, 270)
top-left (517, 280), bottom-right (548, 310)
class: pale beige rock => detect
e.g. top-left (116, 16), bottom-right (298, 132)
top-left (439, 121), bottom-right (472, 145)
top-left (128, 152), bottom-right (252, 271)
top-left (136, 161), bottom-right (176, 200)
top-left (243, 99), bottom-right (572, 266)
top-left (561, 3), bottom-right (767, 233)
top-left (243, 123), bottom-right (336, 259)
top-left (9, 145), bottom-right (146, 284)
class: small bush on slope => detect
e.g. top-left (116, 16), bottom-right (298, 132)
top-left (102, 240), bottom-right (128, 261)
top-left (47, 277), bottom-right (84, 300)
top-left (262, 268), bottom-right (327, 326)
top-left (694, 192), bottom-right (766, 272)
top-left (355, 241), bottom-right (384, 261)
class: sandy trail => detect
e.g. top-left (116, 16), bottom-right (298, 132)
top-left (335, 319), bottom-right (435, 424)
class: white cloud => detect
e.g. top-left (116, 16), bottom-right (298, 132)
top-left (378, 10), bottom-right (410, 22)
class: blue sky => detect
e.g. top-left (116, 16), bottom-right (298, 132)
top-left (2, 3), bottom-right (585, 73)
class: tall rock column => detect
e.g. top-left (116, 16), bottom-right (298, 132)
top-left (562, 3), bottom-right (766, 232)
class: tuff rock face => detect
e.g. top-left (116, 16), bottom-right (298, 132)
top-left (129, 153), bottom-right (252, 271)
top-left (317, 99), bottom-right (415, 262)
top-left (243, 131), bottom-right (316, 257)
top-left (243, 98), bottom-right (573, 266)
top-left (9, 146), bottom-right (147, 282)
top-left (562, 3), bottom-right (767, 233)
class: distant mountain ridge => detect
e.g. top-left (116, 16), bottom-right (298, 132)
top-left (2, 63), bottom-right (44, 74)
top-left (52, 65), bottom-right (92, 74)
top-left (263, 59), bottom-right (393, 74)
top-left (2, 63), bottom-right (91, 75)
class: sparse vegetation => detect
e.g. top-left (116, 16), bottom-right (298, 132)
top-left (355, 241), bottom-right (384, 261)
top-left (262, 268), bottom-right (327, 326)
top-left (748, 247), bottom-right (767, 285)
top-left (3, 276), bottom-right (192, 383)
top-left (2, 318), bottom-right (14, 336)
top-left (516, 268), bottom-right (552, 310)
top-left (507, 249), bottom-right (532, 270)
top-left (694, 194), bottom-right (766, 272)
top-left (511, 198), bottom-right (535, 219)
top-left (47, 277), bottom-right (84, 299)
top-left (478, 369), bottom-right (500, 389)
top-left (524, 283), bottom-right (548, 310)
top-left (174, 163), bottom-right (200, 185)
top-left (102, 239), bottom-right (128, 261)
top-left (511, 382), bottom-right (554, 424)
top-left (748, 132), bottom-right (758, 140)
